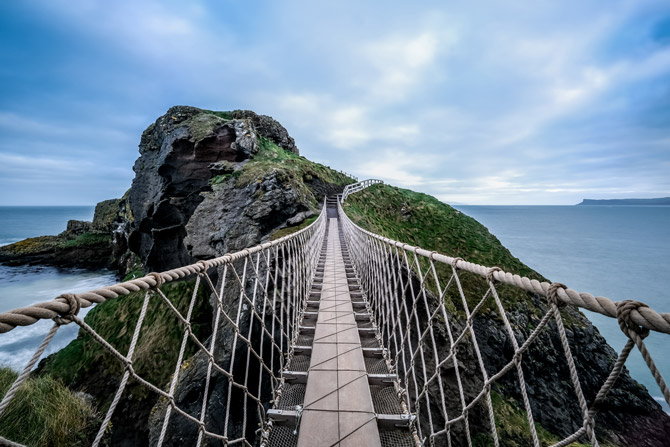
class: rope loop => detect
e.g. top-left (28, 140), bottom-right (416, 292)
top-left (53, 293), bottom-right (81, 325)
top-left (451, 257), bottom-right (463, 269)
top-left (148, 272), bottom-right (165, 289)
top-left (616, 300), bottom-right (651, 339)
top-left (547, 282), bottom-right (568, 308)
top-left (486, 267), bottom-right (502, 284)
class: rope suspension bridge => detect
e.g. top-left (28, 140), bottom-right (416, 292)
top-left (0, 180), bottom-right (668, 447)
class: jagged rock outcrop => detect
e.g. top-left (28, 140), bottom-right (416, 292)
top-left (124, 106), bottom-right (318, 273)
top-left (231, 109), bottom-right (299, 154)
top-left (32, 106), bottom-right (351, 446)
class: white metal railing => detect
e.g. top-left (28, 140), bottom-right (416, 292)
top-left (340, 179), bottom-right (383, 203)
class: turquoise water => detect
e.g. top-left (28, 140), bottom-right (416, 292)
top-left (455, 205), bottom-right (670, 411)
top-left (0, 206), bottom-right (117, 370)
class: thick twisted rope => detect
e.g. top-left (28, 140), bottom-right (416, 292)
top-left (338, 213), bottom-right (670, 335)
top-left (339, 182), bottom-right (670, 447)
top-left (0, 202), bottom-right (328, 447)
top-left (0, 211), bottom-right (325, 334)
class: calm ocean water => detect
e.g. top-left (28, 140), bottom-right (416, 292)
top-left (0, 206), bottom-right (118, 370)
top-left (0, 205), bottom-right (667, 411)
top-left (455, 205), bottom-right (670, 411)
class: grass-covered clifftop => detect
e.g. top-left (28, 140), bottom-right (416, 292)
top-left (343, 183), bottom-right (546, 316)
top-left (343, 184), bottom-right (541, 277)
top-left (341, 183), bottom-right (648, 446)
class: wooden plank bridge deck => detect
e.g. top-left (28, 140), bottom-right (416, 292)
top-left (267, 197), bottom-right (414, 447)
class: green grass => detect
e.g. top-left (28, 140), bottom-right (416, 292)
top-left (209, 170), bottom-right (241, 186)
top-left (236, 136), bottom-right (354, 210)
top-left (269, 216), bottom-right (318, 240)
top-left (38, 279), bottom-right (211, 413)
top-left (204, 110), bottom-right (233, 120)
top-left (342, 184), bottom-right (546, 314)
top-left (0, 368), bottom-right (100, 447)
top-left (62, 232), bottom-right (111, 248)
top-left (473, 391), bottom-right (593, 447)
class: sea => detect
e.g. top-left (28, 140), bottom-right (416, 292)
top-left (0, 205), bottom-right (667, 411)
top-left (455, 205), bottom-right (670, 412)
top-left (0, 207), bottom-right (118, 371)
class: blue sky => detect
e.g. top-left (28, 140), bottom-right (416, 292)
top-left (0, 0), bottom-right (668, 205)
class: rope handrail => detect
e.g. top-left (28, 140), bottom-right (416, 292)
top-left (0, 201), bottom-right (328, 447)
top-left (1, 177), bottom-right (669, 446)
top-left (341, 216), bottom-right (670, 335)
top-left (338, 179), bottom-right (670, 334)
top-left (0, 203), bottom-right (325, 334)
top-left (337, 190), bottom-right (670, 447)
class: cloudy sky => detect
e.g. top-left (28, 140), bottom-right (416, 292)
top-left (1, 0), bottom-right (668, 205)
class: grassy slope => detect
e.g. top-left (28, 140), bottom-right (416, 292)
top-left (343, 184), bottom-right (591, 446)
top-left (237, 136), bottom-right (353, 209)
top-left (343, 184), bottom-right (546, 314)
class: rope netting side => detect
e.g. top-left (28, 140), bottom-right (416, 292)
top-left (0, 203), bottom-right (327, 447)
top-left (338, 198), bottom-right (670, 446)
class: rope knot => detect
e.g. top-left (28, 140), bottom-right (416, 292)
top-left (451, 257), bottom-right (463, 269)
top-left (486, 267), bottom-right (502, 284)
top-left (616, 300), bottom-right (650, 339)
top-left (148, 272), bottom-right (165, 289)
top-left (53, 293), bottom-right (80, 325)
top-left (197, 260), bottom-right (210, 273)
top-left (547, 282), bottom-right (568, 308)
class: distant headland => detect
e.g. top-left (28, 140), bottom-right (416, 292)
top-left (577, 197), bottom-right (670, 206)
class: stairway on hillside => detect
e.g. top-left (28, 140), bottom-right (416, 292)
top-left (266, 197), bottom-right (415, 447)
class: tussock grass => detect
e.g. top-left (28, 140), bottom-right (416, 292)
top-left (0, 368), bottom-right (99, 447)
top-left (343, 184), bottom-right (546, 314)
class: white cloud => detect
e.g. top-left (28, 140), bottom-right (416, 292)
top-left (3, 0), bottom-right (669, 205)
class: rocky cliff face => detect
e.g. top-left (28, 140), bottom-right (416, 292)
top-left (36, 106), bottom-right (353, 446)
top-left (123, 106), bottom-right (330, 273)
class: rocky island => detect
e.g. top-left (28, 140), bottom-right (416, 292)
top-left (0, 106), bottom-right (668, 446)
